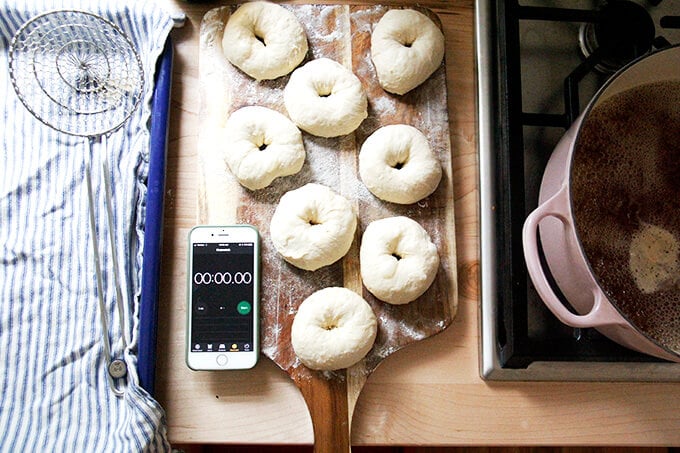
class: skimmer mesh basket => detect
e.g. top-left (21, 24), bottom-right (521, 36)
top-left (8, 10), bottom-right (144, 138)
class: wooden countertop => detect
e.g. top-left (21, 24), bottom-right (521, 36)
top-left (152, 0), bottom-right (680, 446)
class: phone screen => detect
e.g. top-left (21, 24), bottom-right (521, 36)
top-left (190, 241), bottom-right (255, 354)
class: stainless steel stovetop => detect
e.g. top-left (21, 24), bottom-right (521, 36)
top-left (475, 0), bottom-right (680, 380)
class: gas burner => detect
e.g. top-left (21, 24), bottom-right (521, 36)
top-left (579, 1), bottom-right (669, 73)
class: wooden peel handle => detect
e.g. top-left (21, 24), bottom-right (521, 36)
top-left (295, 371), bottom-right (351, 453)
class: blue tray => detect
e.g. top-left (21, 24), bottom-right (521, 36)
top-left (138, 38), bottom-right (173, 395)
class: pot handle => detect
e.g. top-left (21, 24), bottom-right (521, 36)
top-left (522, 186), bottom-right (623, 328)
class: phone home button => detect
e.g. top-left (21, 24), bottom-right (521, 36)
top-left (216, 354), bottom-right (228, 366)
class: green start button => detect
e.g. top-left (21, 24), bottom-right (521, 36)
top-left (237, 300), bottom-right (252, 315)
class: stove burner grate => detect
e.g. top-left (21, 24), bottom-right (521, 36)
top-left (519, 0), bottom-right (680, 128)
top-left (580, 1), bottom-right (664, 73)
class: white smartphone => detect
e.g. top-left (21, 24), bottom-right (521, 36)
top-left (186, 225), bottom-right (260, 370)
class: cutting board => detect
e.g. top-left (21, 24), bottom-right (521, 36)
top-left (198, 5), bottom-right (457, 451)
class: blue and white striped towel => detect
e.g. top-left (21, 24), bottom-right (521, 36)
top-left (0, 1), bottom-right (179, 451)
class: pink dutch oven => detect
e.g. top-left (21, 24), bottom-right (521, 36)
top-left (522, 45), bottom-right (680, 363)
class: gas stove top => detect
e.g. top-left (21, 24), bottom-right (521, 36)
top-left (475, 0), bottom-right (680, 380)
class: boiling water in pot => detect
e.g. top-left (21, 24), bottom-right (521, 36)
top-left (572, 80), bottom-right (680, 354)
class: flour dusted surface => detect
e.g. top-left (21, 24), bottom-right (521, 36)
top-left (198, 4), bottom-right (457, 379)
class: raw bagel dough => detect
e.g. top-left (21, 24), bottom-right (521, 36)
top-left (270, 183), bottom-right (357, 271)
top-left (221, 106), bottom-right (305, 190)
top-left (291, 287), bottom-right (377, 370)
top-left (629, 223), bottom-right (680, 294)
top-left (360, 216), bottom-right (439, 304)
top-left (222, 1), bottom-right (308, 80)
top-left (284, 58), bottom-right (368, 137)
top-left (370, 9), bottom-right (445, 95)
top-left (359, 124), bottom-right (442, 204)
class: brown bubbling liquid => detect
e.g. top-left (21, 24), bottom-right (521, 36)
top-left (571, 80), bottom-right (680, 355)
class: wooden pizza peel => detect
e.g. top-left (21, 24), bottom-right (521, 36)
top-left (198, 5), bottom-right (457, 451)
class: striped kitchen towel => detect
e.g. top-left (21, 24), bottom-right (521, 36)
top-left (0, 1), bottom-right (181, 451)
